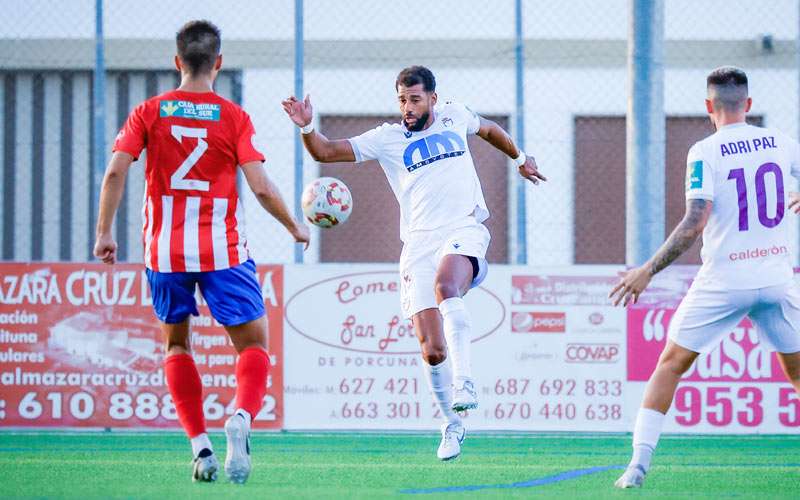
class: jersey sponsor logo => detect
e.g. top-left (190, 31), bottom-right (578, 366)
top-left (729, 245), bottom-right (788, 262)
top-left (402, 131), bottom-right (466, 172)
top-left (159, 100), bottom-right (221, 121)
top-left (687, 160), bottom-right (704, 190)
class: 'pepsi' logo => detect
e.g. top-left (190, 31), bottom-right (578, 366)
top-left (511, 312), bottom-right (565, 333)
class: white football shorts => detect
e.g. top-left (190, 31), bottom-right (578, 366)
top-left (669, 281), bottom-right (800, 354)
top-left (399, 217), bottom-right (490, 319)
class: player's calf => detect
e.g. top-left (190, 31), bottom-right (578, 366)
top-left (439, 296), bottom-right (477, 411)
top-left (233, 346), bottom-right (270, 417)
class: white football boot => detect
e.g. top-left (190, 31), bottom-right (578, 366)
top-left (451, 378), bottom-right (478, 412)
top-left (437, 422), bottom-right (465, 461)
top-left (614, 465), bottom-right (646, 488)
top-left (224, 414), bottom-right (252, 484)
top-left (191, 449), bottom-right (219, 482)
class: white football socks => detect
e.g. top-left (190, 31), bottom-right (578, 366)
top-left (422, 359), bottom-right (461, 425)
top-left (190, 432), bottom-right (213, 457)
top-left (439, 297), bottom-right (472, 382)
top-left (630, 407), bottom-right (666, 472)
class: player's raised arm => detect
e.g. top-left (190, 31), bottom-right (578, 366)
top-left (609, 198), bottom-right (713, 306)
top-left (281, 94), bottom-right (356, 163)
top-left (240, 161), bottom-right (310, 249)
top-left (475, 116), bottom-right (546, 185)
top-left (93, 151), bottom-right (135, 264)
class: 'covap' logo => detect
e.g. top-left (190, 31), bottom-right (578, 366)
top-left (403, 131), bottom-right (465, 172)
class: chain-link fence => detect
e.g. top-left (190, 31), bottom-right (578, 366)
top-left (1, 0), bottom-right (798, 266)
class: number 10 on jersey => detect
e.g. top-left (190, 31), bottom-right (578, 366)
top-left (727, 162), bottom-right (785, 231)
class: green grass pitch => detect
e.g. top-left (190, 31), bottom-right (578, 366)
top-left (0, 432), bottom-right (798, 498)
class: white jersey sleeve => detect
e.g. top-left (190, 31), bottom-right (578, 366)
top-left (443, 101), bottom-right (480, 134)
top-left (685, 142), bottom-right (714, 201)
top-left (463, 104), bottom-right (481, 135)
top-left (348, 123), bottom-right (388, 163)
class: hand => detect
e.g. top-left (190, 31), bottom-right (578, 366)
top-left (281, 94), bottom-right (313, 128)
top-left (93, 233), bottom-right (118, 265)
top-left (789, 191), bottom-right (800, 214)
top-left (608, 265), bottom-right (652, 306)
top-left (291, 222), bottom-right (311, 250)
top-left (518, 156), bottom-right (547, 185)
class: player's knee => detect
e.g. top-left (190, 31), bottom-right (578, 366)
top-left (658, 353), bottom-right (693, 376)
top-left (434, 280), bottom-right (460, 302)
top-left (233, 340), bottom-right (267, 354)
top-left (165, 338), bottom-right (191, 355)
top-left (422, 345), bottom-right (447, 366)
top-left (783, 362), bottom-right (800, 383)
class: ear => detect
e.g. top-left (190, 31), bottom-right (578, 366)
top-left (744, 97), bottom-right (752, 112)
top-left (430, 91), bottom-right (438, 106)
top-left (214, 54), bottom-right (223, 71)
top-left (174, 55), bottom-right (182, 72)
top-left (704, 98), bottom-right (714, 114)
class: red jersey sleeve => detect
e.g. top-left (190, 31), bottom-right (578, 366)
top-left (236, 110), bottom-right (265, 165)
top-left (113, 102), bottom-right (148, 159)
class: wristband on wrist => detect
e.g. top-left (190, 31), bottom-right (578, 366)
top-left (514, 151), bottom-right (527, 167)
top-left (300, 123), bottom-right (314, 134)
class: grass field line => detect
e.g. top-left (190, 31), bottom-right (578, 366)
top-left (399, 465), bottom-right (626, 494)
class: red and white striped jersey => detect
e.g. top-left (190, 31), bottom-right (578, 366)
top-left (113, 89), bottom-right (265, 272)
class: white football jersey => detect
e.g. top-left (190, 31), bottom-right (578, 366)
top-left (686, 122), bottom-right (800, 289)
top-left (348, 101), bottom-right (489, 241)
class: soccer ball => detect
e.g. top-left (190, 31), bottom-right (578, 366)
top-left (301, 177), bottom-right (353, 228)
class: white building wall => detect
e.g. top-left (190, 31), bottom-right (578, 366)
top-left (2, 0), bottom-right (798, 264)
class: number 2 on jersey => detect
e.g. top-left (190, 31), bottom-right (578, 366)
top-left (170, 125), bottom-right (209, 191)
top-left (727, 162), bottom-right (784, 231)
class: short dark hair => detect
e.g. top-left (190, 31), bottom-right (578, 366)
top-left (395, 66), bottom-right (436, 92)
top-left (707, 66), bottom-right (748, 111)
top-left (176, 20), bottom-right (221, 75)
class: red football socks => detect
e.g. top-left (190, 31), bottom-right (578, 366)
top-left (164, 353), bottom-right (206, 438)
top-left (235, 347), bottom-right (270, 419)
